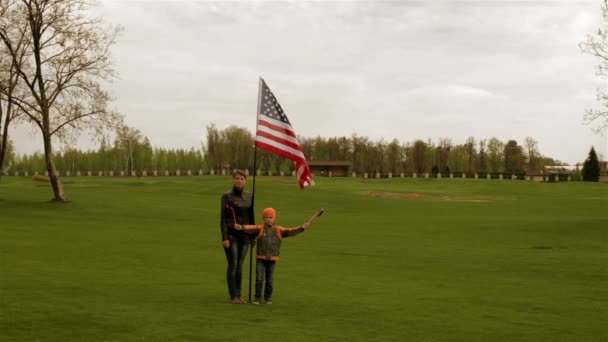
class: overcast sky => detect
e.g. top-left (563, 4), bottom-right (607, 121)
top-left (10, 0), bottom-right (608, 164)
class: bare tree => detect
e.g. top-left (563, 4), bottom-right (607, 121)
top-left (478, 139), bottom-right (487, 172)
top-left (436, 138), bottom-right (452, 173)
top-left (202, 123), bottom-right (224, 172)
top-left (351, 134), bottom-right (368, 175)
top-left (580, 0), bottom-right (608, 133)
top-left (0, 1), bottom-right (27, 181)
top-left (0, 0), bottom-right (123, 201)
top-left (523, 136), bottom-right (539, 171)
top-left (114, 125), bottom-right (144, 176)
top-left (0, 50), bottom-right (20, 180)
top-left (465, 136), bottom-right (476, 173)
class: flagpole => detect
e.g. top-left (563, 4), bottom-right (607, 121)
top-left (249, 146), bottom-right (257, 303)
top-left (249, 77), bottom-right (263, 303)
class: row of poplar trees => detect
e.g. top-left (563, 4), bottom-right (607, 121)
top-left (7, 124), bottom-right (567, 177)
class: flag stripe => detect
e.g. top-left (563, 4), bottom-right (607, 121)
top-left (255, 137), bottom-right (306, 162)
top-left (256, 130), bottom-right (304, 153)
top-left (296, 163), bottom-right (314, 187)
top-left (257, 121), bottom-right (300, 145)
top-left (257, 117), bottom-right (297, 139)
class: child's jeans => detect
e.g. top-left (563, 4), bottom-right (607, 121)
top-left (255, 259), bottom-right (277, 301)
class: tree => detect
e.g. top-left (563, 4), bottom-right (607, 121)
top-left (114, 125), bottom-right (145, 175)
top-left (436, 138), bottom-right (452, 173)
top-left (385, 138), bottom-right (403, 175)
top-left (423, 138), bottom-right (436, 173)
top-left (299, 136), bottom-right (313, 162)
top-left (326, 137), bottom-right (340, 160)
top-left (504, 140), bottom-right (525, 174)
top-left (221, 125), bottom-right (254, 171)
top-left (465, 136), bottom-right (476, 173)
top-left (478, 139), bottom-right (487, 172)
top-left (138, 137), bottom-right (153, 172)
top-left (367, 140), bottom-right (386, 175)
top-left (351, 134), bottom-right (368, 175)
top-left (0, 0), bottom-right (123, 201)
top-left (0, 133), bottom-right (14, 175)
top-left (312, 136), bottom-right (328, 160)
top-left (524, 136), bottom-right (540, 171)
top-left (582, 146), bottom-right (601, 181)
top-left (580, 0), bottom-right (608, 133)
top-left (0, 68), bottom-right (20, 179)
top-left (411, 139), bottom-right (427, 174)
top-left (0, 8), bottom-right (26, 181)
top-left (202, 123), bottom-right (224, 172)
top-left (447, 144), bottom-right (466, 173)
top-left (335, 136), bottom-right (352, 162)
top-left (487, 137), bottom-right (505, 173)
top-left (202, 124), bottom-right (254, 173)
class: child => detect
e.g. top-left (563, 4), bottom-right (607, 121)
top-left (234, 207), bottom-right (311, 304)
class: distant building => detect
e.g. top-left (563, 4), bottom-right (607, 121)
top-left (525, 170), bottom-right (545, 182)
top-left (544, 165), bottom-right (579, 173)
top-left (308, 161), bottom-right (351, 177)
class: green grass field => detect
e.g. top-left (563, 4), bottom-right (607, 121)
top-left (1, 176), bottom-right (606, 341)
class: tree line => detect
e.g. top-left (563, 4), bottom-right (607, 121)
top-left (206, 125), bottom-right (565, 176)
top-left (4, 124), bottom-right (567, 177)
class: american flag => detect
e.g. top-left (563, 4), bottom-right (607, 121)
top-left (255, 78), bottom-right (314, 189)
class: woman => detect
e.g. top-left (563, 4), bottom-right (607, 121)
top-left (220, 169), bottom-right (255, 304)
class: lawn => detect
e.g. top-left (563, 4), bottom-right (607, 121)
top-left (1, 176), bottom-right (606, 341)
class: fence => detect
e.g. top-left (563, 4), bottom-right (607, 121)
top-left (4, 169), bottom-right (575, 182)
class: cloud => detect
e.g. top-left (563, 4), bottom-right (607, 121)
top-left (402, 84), bottom-right (502, 99)
top-left (576, 89), bottom-right (597, 101)
top-left (8, 0), bottom-right (608, 164)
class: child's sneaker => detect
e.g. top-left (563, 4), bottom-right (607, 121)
top-left (252, 299), bottom-right (261, 305)
top-left (265, 301), bottom-right (272, 305)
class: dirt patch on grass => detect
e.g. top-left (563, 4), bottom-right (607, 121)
top-left (364, 191), bottom-right (494, 202)
top-left (12, 180), bottom-right (104, 188)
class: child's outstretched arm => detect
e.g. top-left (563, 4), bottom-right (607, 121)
top-left (279, 223), bottom-right (310, 238)
top-left (234, 224), bottom-right (261, 235)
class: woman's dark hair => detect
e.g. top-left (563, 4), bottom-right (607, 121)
top-left (233, 169), bottom-right (247, 178)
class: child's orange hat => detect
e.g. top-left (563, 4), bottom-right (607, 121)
top-left (262, 208), bottom-right (277, 219)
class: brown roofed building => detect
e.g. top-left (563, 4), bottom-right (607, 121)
top-left (525, 170), bottom-right (546, 182)
top-left (308, 161), bottom-right (351, 177)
